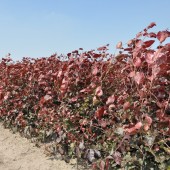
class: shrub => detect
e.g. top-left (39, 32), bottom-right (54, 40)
top-left (0, 22), bottom-right (170, 169)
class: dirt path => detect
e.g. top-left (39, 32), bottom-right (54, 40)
top-left (0, 124), bottom-right (76, 170)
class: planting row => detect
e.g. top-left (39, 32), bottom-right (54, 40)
top-left (0, 23), bottom-right (170, 169)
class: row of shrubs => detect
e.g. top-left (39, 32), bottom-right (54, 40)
top-left (0, 23), bottom-right (170, 169)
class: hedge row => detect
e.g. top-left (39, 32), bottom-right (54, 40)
top-left (0, 23), bottom-right (170, 169)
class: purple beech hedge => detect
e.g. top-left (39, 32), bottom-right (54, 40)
top-left (0, 23), bottom-right (170, 169)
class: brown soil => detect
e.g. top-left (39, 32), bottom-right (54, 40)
top-left (0, 124), bottom-right (77, 170)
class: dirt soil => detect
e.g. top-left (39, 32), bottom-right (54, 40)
top-left (0, 124), bottom-right (77, 170)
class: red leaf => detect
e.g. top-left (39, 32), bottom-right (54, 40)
top-left (84, 133), bottom-right (89, 139)
top-left (92, 163), bottom-right (97, 170)
top-left (72, 50), bottom-right (78, 54)
top-left (156, 101), bottom-right (163, 108)
top-left (128, 71), bottom-right (135, 77)
top-left (97, 46), bottom-right (107, 51)
top-left (67, 53), bottom-right (71, 57)
top-left (144, 114), bottom-right (152, 131)
top-left (134, 72), bottom-right (145, 85)
top-left (80, 88), bottom-right (91, 93)
top-left (57, 70), bottom-right (62, 78)
top-left (147, 22), bottom-right (156, 29)
top-left (145, 115), bottom-right (152, 125)
top-left (4, 94), bottom-right (9, 100)
top-left (95, 107), bottom-right (104, 119)
top-left (3, 91), bottom-right (10, 100)
top-left (152, 65), bottom-right (160, 79)
top-left (116, 41), bottom-right (122, 49)
top-left (70, 96), bottom-right (78, 102)
top-left (157, 30), bottom-right (170, 43)
top-left (135, 122), bottom-right (143, 129)
top-left (92, 67), bottom-right (98, 75)
top-left (39, 95), bottom-right (52, 105)
top-left (144, 125), bottom-right (149, 131)
top-left (105, 158), bottom-right (110, 170)
top-left (143, 40), bottom-right (155, 48)
top-left (123, 101), bottom-right (130, 110)
top-left (124, 122), bottom-right (143, 134)
top-left (135, 39), bottom-right (143, 48)
top-left (163, 43), bottom-right (170, 51)
top-left (133, 57), bottom-right (142, 67)
top-left (124, 47), bottom-right (133, 52)
top-left (95, 86), bottom-right (103, 97)
top-left (106, 95), bottom-right (115, 105)
top-left (127, 39), bottom-right (134, 47)
top-left (113, 151), bottom-right (122, 165)
top-left (145, 52), bottom-right (154, 65)
top-left (136, 32), bottom-right (143, 38)
top-left (146, 32), bottom-right (157, 38)
top-left (99, 120), bottom-right (107, 128)
top-left (44, 94), bottom-right (52, 101)
top-left (93, 54), bottom-right (101, 58)
top-left (99, 160), bottom-right (105, 170)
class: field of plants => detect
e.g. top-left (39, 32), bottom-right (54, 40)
top-left (0, 23), bottom-right (170, 169)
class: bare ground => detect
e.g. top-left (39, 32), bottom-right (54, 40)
top-left (0, 124), bottom-right (77, 170)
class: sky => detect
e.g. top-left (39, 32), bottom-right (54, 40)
top-left (0, 0), bottom-right (170, 61)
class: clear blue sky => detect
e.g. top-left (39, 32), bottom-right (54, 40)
top-left (0, 0), bottom-right (170, 61)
